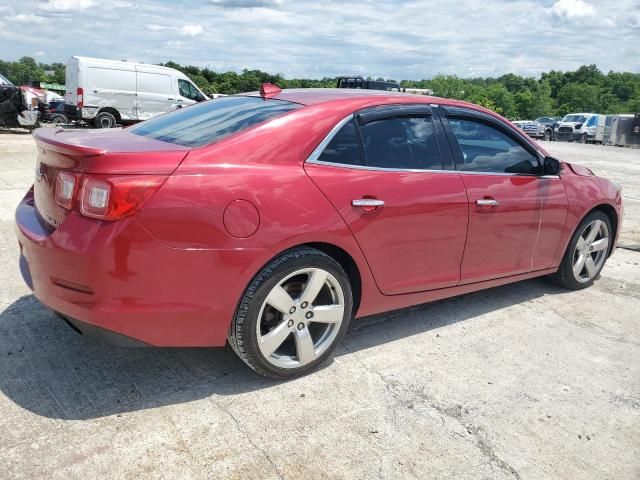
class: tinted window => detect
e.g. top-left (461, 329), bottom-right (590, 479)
top-left (318, 119), bottom-right (363, 165)
top-left (130, 96), bottom-right (301, 147)
top-left (360, 116), bottom-right (442, 170)
top-left (448, 118), bottom-right (539, 174)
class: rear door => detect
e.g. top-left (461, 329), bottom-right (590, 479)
top-left (305, 105), bottom-right (469, 295)
top-left (136, 69), bottom-right (175, 120)
top-left (440, 107), bottom-right (558, 283)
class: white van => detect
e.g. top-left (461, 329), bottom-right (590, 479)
top-left (64, 56), bottom-right (208, 128)
top-left (554, 113), bottom-right (604, 143)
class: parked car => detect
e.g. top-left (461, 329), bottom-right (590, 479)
top-left (530, 117), bottom-right (560, 141)
top-left (0, 75), bottom-right (39, 130)
top-left (336, 76), bottom-right (402, 92)
top-left (64, 56), bottom-right (208, 128)
top-left (15, 86), bottom-right (622, 379)
top-left (511, 120), bottom-right (530, 130)
top-left (555, 113), bottom-right (603, 143)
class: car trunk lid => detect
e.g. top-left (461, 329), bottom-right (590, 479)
top-left (32, 127), bottom-right (189, 229)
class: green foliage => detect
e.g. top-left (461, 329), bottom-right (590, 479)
top-left (1, 57), bottom-right (638, 118)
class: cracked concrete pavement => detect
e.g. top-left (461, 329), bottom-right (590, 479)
top-left (0, 132), bottom-right (639, 479)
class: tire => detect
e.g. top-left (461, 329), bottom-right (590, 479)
top-left (580, 133), bottom-right (588, 144)
top-left (550, 211), bottom-right (612, 290)
top-left (50, 114), bottom-right (67, 126)
top-left (229, 247), bottom-right (353, 379)
top-left (94, 111), bottom-right (117, 128)
top-left (543, 130), bottom-right (552, 141)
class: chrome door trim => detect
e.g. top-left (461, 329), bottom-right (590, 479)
top-left (352, 198), bottom-right (385, 207)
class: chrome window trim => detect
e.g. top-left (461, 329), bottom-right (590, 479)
top-left (304, 113), bottom-right (563, 178)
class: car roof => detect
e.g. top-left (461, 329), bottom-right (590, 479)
top-left (245, 88), bottom-right (444, 107)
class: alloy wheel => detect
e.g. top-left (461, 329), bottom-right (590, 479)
top-left (572, 219), bottom-right (610, 283)
top-left (256, 268), bottom-right (345, 369)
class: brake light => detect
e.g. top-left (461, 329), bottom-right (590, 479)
top-left (77, 87), bottom-right (83, 108)
top-left (54, 171), bottom-right (80, 209)
top-left (80, 175), bottom-right (166, 221)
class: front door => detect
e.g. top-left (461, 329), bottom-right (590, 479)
top-left (442, 113), bottom-right (548, 283)
top-left (305, 106), bottom-right (469, 295)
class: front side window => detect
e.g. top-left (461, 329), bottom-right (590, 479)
top-left (178, 79), bottom-right (201, 100)
top-left (130, 96), bottom-right (301, 147)
top-left (448, 118), bottom-right (539, 174)
top-left (318, 119), bottom-right (364, 166)
top-left (359, 116), bottom-right (443, 170)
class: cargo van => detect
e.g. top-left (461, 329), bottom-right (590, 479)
top-left (64, 56), bottom-right (208, 128)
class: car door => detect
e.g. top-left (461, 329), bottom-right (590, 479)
top-left (440, 107), bottom-right (566, 283)
top-left (177, 78), bottom-right (204, 108)
top-left (304, 104), bottom-right (469, 295)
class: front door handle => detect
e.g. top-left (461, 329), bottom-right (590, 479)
top-left (476, 198), bottom-right (499, 207)
top-left (352, 199), bottom-right (385, 208)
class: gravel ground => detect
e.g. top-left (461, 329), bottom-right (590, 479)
top-left (0, 132), bottom-right (639, 479)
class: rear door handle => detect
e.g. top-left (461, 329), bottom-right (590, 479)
top-left (352, 199), bottom-right (385, 208)
top-left (476, 199), bottom-right (499, 207)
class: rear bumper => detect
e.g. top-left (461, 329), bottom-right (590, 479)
top-left (15, 190), bottom-right (268, 347)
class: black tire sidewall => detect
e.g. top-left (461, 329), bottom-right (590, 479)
top-left (232, 249), bottom-right (353, 379)
top-left (558, 211), bottom-right (612, 289)
top-left (95, 112), bottom-right (116, 128)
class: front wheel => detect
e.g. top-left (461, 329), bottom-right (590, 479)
top-left (550, 211), bottom-right (612, 290)
top-left (544, 130), bottom-right (552, 141)
top-left (229, 248), bottom-right (353, 379)
top-left (580, 133), bottom-right (588, 144)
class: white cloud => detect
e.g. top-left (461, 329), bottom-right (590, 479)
top-left (146, 24), bottom-right (168, 31)
top-left (41, 0), bottom-right (96, 11)
top-left (35, 51), bottom-right (46, 57)
top-left (165, 40), bottom-right (184, 48)
top-left (8, 14), bottom-right (47, 24)
top-left (550, 0), bottom-right (596, 21)
top-left (179, 24), bottom-right (204, 37)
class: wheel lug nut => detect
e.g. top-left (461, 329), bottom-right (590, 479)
top-left (301, 301), bottom-right (308, 309)
top-left (287, 319), bottom-right (294, 327)
top-left (305, 311), bottom-right (313, 319)
top-left (289, 306), bottom-right (296, 314)
top-left (297, 323), bottom-right (304, 330)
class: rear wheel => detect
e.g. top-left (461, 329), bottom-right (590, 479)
top-left (550, 211), bottom-right (611, 290)
top-left (94, 111), bottom-right (117, 128)
top-left (229, 248), bottom-right (353, 379)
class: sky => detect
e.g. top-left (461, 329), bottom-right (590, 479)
top-left (0, 0), bottom-right (639, 80)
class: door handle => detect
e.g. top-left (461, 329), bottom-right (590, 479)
top-left (352, 199), bottom-right (385, 208)
top-left (475, 198), bottom-right (499, 207)
top-left (168, 98), bottom-right (174, 101)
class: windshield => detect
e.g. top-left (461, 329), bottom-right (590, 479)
top-left (0, 72), bottom-right (14, 86)
top-left (562, 115), bottom-right (587, 123)
top-left (130, 96), bottom-right (301, 147)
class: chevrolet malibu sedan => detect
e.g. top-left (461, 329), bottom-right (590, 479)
top-left (15, 85), bottom-right (623, 378)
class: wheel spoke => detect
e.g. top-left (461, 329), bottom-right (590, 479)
top-left (584, 255), bottom-right (597, 278)
top-left (585, 220), bottom-right (602, 244)
top-left (311, 305), bottom-right (344, 324)
top-left (266, 285), bottom-right (294, 314)
top-left (294, 328), bottom-right (316, 365)
top-left (590, 237), bottom-right (608, 252)
top-left (573, 254), bottom-right (586, 277)
top-left (259, 321), bottom-right (292, 357)
top-left (300, 270), bottom-right (328, 304)
top-left (576, 236), bottom-right (587, 252)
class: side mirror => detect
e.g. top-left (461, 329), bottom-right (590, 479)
top-left (543, 156), bottom-right (560, 176)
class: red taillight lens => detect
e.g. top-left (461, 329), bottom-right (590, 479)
top-left (77, 87), bottom-right (83, 108)
top-left (54, 171), bottom-right (79, 209)
top-left (80, 175), bottom-right (166, 221)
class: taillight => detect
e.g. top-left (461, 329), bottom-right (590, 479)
top-left (80, 175), bottom-right (166, 221)
top-left (54, 171), bottom-right (79, 209)
top-left (77, 87), bottom-right (83, 108)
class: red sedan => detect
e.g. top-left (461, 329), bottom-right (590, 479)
top-left (15, 85), bottom-right (623, 378)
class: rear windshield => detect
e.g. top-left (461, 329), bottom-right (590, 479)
top-left (129, 96), bottom-right (301, 147)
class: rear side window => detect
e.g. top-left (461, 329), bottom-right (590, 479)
top-left (448, 118), bottom-right (539, 174)
top-left (130, 96), bottom-right (301, 147)
top-left (359, 116), bottom-right (443, 170)
top-left (318, 119), bottom-right (364, 166)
